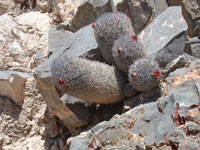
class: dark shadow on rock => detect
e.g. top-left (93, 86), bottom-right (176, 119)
top-left (0, 96), bottom-right (21, 120)
top-left (41, 110), bottom-right (71, 150)
top-left (123, 88), bottom-right (161, 112)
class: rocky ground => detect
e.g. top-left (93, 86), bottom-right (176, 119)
top-left (0, 0), bottom-right (200, 150)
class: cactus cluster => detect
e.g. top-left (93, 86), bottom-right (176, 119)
top-left (93, 12), bottom-right (135, 64)
top-left (51, 11), bottom-right (163, 104)
top-left (51, 55), bottom-right (127, 104)
top-left (112, 34), bottom-right (145, 74)
top-left (128, 58), bottom-right (161, 92)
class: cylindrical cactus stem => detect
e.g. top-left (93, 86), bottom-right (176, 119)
top-left (93, 12), bottom-right (135, 65)
top-left (51, 55), bottom-right (127, 104)
top-left (128, 58), bottom-right (162, 92)
top-left (112, 34), bottom-right (145, 74)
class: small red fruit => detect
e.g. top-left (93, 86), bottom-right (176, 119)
top-left (153, 70), bottom-right (160, 78)
top-left (131, 35), bottom-right (138, 41)
top-left (131, 73), bottom-right (136, 78)
top-left (92, 23), bottom-right (96, 29)
top-left (58, 78), bottom-right (64, 85)
top-left (118, 48), bottom-right (123, 54)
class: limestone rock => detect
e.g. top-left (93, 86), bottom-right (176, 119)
top-left (47, 25), bottom-right (73, 56)
top-left (9, 41), bottom-right (23, 55)
top-left (167, 0), bottom-right (200, 37)
top-left (0, 14), bottom-right (17, 34)
top-left (185, 37), bottom-right (200, 58)
top-left (15, 12), bottom-right (52, 32)
top-left (147, 0), bottom-right (168, 17)
top-left (36, 0), bottom-right (51, 12)
top-left (7, 61), bottom-right (22, 67)
top-left (0, 71), bottom-right (31, 105)
top-left (33, 50), bottom-right (44, 60)
top-left (0, 0), bottom-right (15, 15)
top-left (139, 6), bottom-right (188, 67)
top-left (53, 0), bottom-right (82, 24)
top-left (114, 0), bottom-right (168, 34)
top-left (58, 0), bottom-right (114, 32)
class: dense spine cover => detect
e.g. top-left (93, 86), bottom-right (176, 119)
top-left (112, 34), bottom-right (145, 74)
top-left (51, 55), bottom-right (127, 104)
top-left (93, 12), bottom-right (134, 64)
top-left (128, 58), bottom-right (161, 92)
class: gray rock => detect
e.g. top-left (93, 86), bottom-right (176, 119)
top-left (68, 0), bottom-right (114, 32)
top-left (168, 128), bottom-right (186, 149)
top-left (114, 0), bottom-right (168, 33)
top-left (34, 24), bottom-right (99, 131)
top-left (167, 0), bottom-right (200, 37)
top-left (178, 140), bottom-right (200, 150)
top-left (47, 25), bottom-right (73, 56)
top-left (132, 119), bottom-right (153, 136)
top-left (170, 82), bottom-right (199, 115)
top-left (123, 89), bottom-right (160, 111)
top-left (56, 22), bottom-right (69, 30)
top-left (155, 32), bottom-right (186, 68)
top-left (185, 37), bottom-right (200, 58)
top-left (0, 0), bottom-right (15, 15)
top-left (0, 71), bottom-right (31, 105)
top-left (155, 113), bottom-right (176, 142)
top-left (164, 54), bottom-right (189, 74)
top-left (139, 6), bottom-right (188, 67)
top-left (9, 41), bottom-right (22, 55)
top-left (33, 50), bottom-right (43, 60)
top-left (7, 61), bottom-right (22, 67)
top-left (143, 103), bottom-right (161, 121)
top-left (186, 122), bottom-right (200, 135)
top-left (0, 14), bottom-right (17, 32)
top-left (68, 137), bottom-right (89, 150)
top-left (147, 0), bottom-right (168, 17)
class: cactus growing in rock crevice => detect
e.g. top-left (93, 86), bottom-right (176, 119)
top-left (93, 12), bottom-right (135, 65)
top-left (51, 55), bottom-right (127, 104)
top-left (128, 58), bottom-right (162, 92)
top-left (112, 34), bottom-right (145, 74)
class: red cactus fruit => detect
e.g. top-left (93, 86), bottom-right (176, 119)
top-left (131, 73), bottom-right (136, 78)
top-left (127, 15), bottom-right (131, 19)
top-left (58, 78), bottom-right (64, 85)
top-left (92, 23), bottom-right (96, 29)
top-left (131, 35), bottom-right (138, 41)
top-left (153, 70), bottom-right (160, 78)
top-left (118, 48), bottom-right (123, 54)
